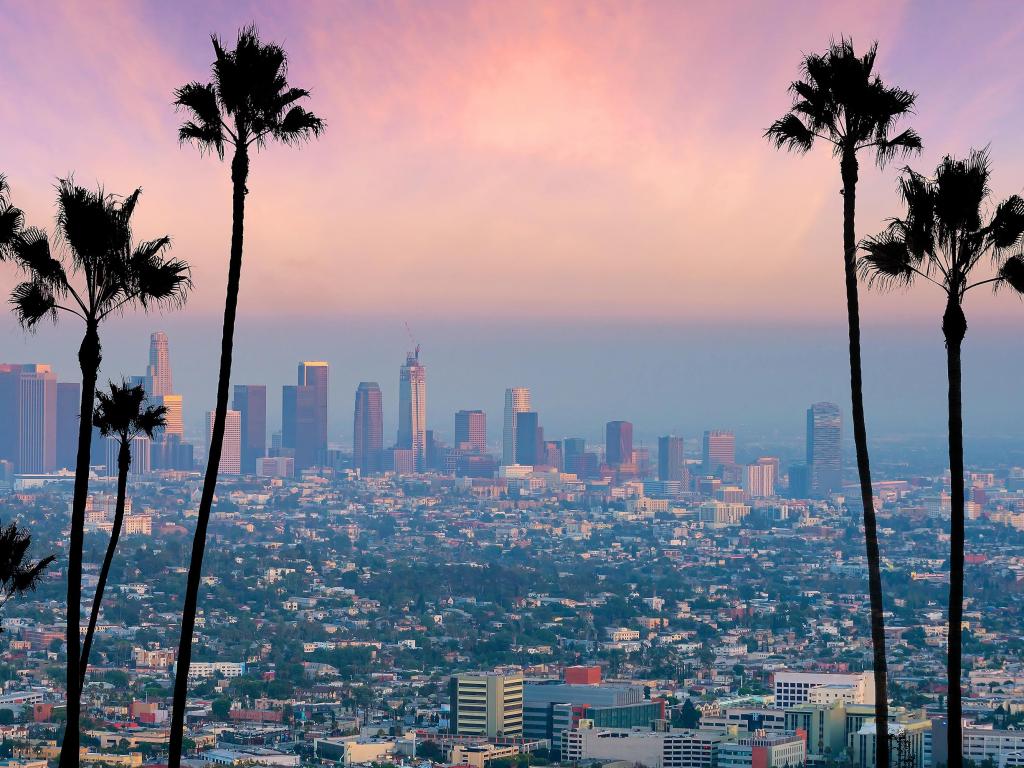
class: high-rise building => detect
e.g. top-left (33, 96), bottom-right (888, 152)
top-left (658, 435), bottom-right (685, 482)
top-left (702, 430), bottom-right (736, 475)
top-left (455, 409), bottom-right (486, 452)
top-left (450, 671), bottom-right (524, 737)
top-left (397, 349), bottom-right (426, 470)
top-left (605, 421), bottom-right (633, 467)
top-left (233, 385), bottom-right (267, 475)
top-left (56, 382), bottom-right (80, 470)
top-left (154, 394), bottom-right (184, 440)
top-left (17, 365), bottom-right (57, 474)
top-left (0, 365), bottom-right (22, 467)
top-left (105, 435), bottom-right (152, 477)
top-left (353, 382), bottom-right (384, 474)
top-left (207, 409), bottom-right (241, 475)
top-left (145, 331), bottom-right (173, 397)
top-left (743, 459), bottom-right (776, 498)
top-left (282, 384), bottom-right (318, 470)
top-left (503, 387), bottom-right (531, 465)
top-left (807, 402), bottom-right (842, 497)
top-left (514, 411), bottom-right (541, 466)
top-left (297, 362), bottom-right (329, 466)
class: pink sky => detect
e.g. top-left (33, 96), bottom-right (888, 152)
top-left (2, 1), bottom-right (1024, 325)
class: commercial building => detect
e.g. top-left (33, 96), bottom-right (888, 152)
top-left (207, 410), bottom-right (241, 476)
top-left (353, 382), bottom-right (384, 474)
top-left (56, 381), bottom-right (79, 470)
top-left (702, 430), bottom-right (735, 476)
top-left (503, 387), bottom-right (531, 465)
top-left (717, 731), bottom-right (806, 768)
top-left (233, 385), bottom-right (267, 475)
top-left (606, 421), bottom-right (633, 467)
top-left (397, 350), bottom-right (426, 470)
top-left (807, 402), bottom-right (841, 497)
top-left (455, 409), bottom-right (487, 452)
top-left (562, 726), bottom-right (724, 768)
top-left (297, 361), bottom-right (330, 468)
top-left (658, 436), bottom-right (685, 482)
top-left (450, 671), bottom-right (524, 738)
top-left (772, 672), bottom-right (874, 710)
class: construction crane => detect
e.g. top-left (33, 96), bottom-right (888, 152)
top-left (404, 321), bottom-right (420, 360)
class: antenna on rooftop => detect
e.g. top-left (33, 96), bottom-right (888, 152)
top-left (404, 321), bottom-right (420, 360)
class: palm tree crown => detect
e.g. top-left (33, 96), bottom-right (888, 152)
top-left (94, 381), bottom-right (168, 446)
top-left (860, 149), bottom-right (1024, 306)
top-left (765, 37), bottom-right (921, 165)
top-left (8, 180), bottom-right (191, 329)
top-left (0, 175), bottom-right (25, 260)
top-left (174, 24), bottom-right (325, 158)
top-left (0, 521), bottom-right (55, 612)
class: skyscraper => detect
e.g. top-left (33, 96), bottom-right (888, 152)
top-left (397, 348), bottom-right (426, 470)
top-left (702, 430), bottom-right (736, 475)
top-left (454, 409), bottom-right (486, 452)
top-left (807, 402), bottom-right (842, 497)
top-left (17, 365), bottom-right (57, 474)
top-left (658, 435), bottom-right (685, 482)
top-left (156, 394), bottom-right (184, 439)
top-left (297, 362), bottom-right (329, 465)
top-left (514, 411), bottom-right (541, 466)
top-left (207, 409), bottom-right (241, 475)
top-left (743, 459), bottom-right (776, 498)
top-left (233, 385), bottom-right (267, 475)
top-left (503, 387), bottom-right (531, 465)
top-left (145, 331), bottom-right (172, 397)
top-left (56, 382), bottom-right (80, 471)
top-left (282, 384), bottom-right (318, 470)
top-left (605, 421), bottom-right (633, 467)
top-left (0, 364), bottom-right (21, 467)
top-left (353, 382), bottom-right (384, 474)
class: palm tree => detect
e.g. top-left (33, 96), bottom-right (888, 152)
top-left (764, 39), bottom-right (921, 764)
top-left (169, 25), bottom-right (323, 766)
top-left (860, 148), bottom-right (1024, 768)
top-left (7, 179), bottom-right (190, 768)
top-left (0, 176), bottom-right (25, 257)
top-left (0, 520), bottom-right (55, 615)
top-left (80, 381), bottom-right (167, 685)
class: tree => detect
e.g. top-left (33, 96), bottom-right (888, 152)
top-left (0, 520), bottom-right (55, 619)
top-left (168, 27), bottom-right (323, 768)
top-left (80, 382), bottom-right (167, 684)
top-left (211, 698), bottom-right (232, 721)
top-left (860, 148), bottom-right (1024, 768)
top-left (765, 38), bottom-right (921, 765)
top-left (6, 178), bottom-right (189, 768)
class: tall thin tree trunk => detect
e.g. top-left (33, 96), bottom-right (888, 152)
top-left (79, 439), bottom-right (130, 686)
top-left (944, 299), bottom-right (967, 768)
top-left (168, 146), bottom-right (249, 768)
top-left (841, 149), bottom-right (889, 768)
top-left (59, 323), bottom-right (100, 768)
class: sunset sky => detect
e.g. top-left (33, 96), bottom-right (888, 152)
top-left (1, 1), bottom-right (1023, 445)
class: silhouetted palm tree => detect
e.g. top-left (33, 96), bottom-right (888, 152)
top-left (80, 381), bottom-right (167, 685)
top-left (860, 148), bottom-right (1024, 768)
top-left (765, 39), bottom-right (921, 763)
top-left (0, 520), bottom-right (55, 616)
top-left (7, 179), bottom-right (189, 768)
top-left (0, 176), bottom-right (25, 258)
top-left (169, 25), bottom-right (323, 766)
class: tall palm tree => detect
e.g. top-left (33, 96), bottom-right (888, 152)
top-left (765, 39), bottom-right (921, 764)
top-left (169, 25), bottom-right (323, 765)
top-left (0, 176), bottom-right (25, 257)
top-left (7, 180), bottom-right (190, 768)
top-left (80, 381), bottom-right (167, 685)
top-left (0, 520), bottom-right (55, 615)
top-left (860, 148), bottom-right (1024, 768)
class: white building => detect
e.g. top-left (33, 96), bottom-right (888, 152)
top-left (207, 410), bottom-right (241, 475)
top-left (772, 671), bottom-right (874, 709)
top-left (503, 387), bottom-right (531, 465)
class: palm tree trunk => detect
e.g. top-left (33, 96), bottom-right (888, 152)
top-left (943, 299), bottom-right (967, 768)
top-left (79, 439), bottom-right (130, 686)
top-left (841, 149), bottom-right (889, 768)
top-left (59, 322), bottom-right (100, 768)
top-left (168, 145), bottom-right (249, 768)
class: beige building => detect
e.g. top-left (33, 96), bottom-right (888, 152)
top-left (449, 743), bottom-right (520, 768)
top-left (452, 671), bottom-right (524, 737)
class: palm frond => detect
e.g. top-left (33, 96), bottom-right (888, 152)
top-left (988, 195), bottom-right (1024, 251)
top-left (130, 246), bottom-right (192, 310)
top-left (0, 520), bottom-right (55, 600)
top-left (10, 281), bottom-right (58, 328)
top-left (859, 233), bottom-right (918, 289)
top-left (764, 114), bottom-right (814, 153)
top-left (874, 128), bottom-right (922, 168)
top-left (11, 228), bottom-right (68, 290)
top-left (0, 176), bottom-right (25, 259)
top-left (135, 404), bottom-right (169, 439)
top-left (174, 81), bottom-right (225, 158)
top-left (997, 254), bottom-right (1024, 294)
top-left (272, 106), bottom-right (326, 144)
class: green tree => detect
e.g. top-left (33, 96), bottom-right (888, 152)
top-left (765, 39), bottom-right (921, 766)
top-left (860, 148), bottom-right (1024, 768)
top-left (80, 383), bottom-right (166, 685)
top-left (168, 28), bottom-right (323, 768)
top-left (7, 179), bottom-right (189, 768)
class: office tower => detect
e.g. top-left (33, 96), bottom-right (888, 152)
top-left (282, 384), bottom-right (318, 470)
top-left (455, 409), bottom-right (486, 452)
top-left (105, 435), bottom-right (152, 477)
top-left (233, 385), bottom-right (267, 475)
top-left (0, 365), bottom-right (21, 466)
top-left (605, 421), bottom-right (633, 467)
top-left (514, 411), bottom-right (540, 466)
top-left (772, 671), bottom-right (874, 709)
top-left (807, 402), bottom-right (842, 497)
top-left (207, 409), bottom-right (241, 475)
top-left (16, 365), bottom-right (57, 474)
top-left (353, 382), bottom-right (384, 474)
top-left (658, 436), bottom-right (685, 482)
top-left (297, 361), bottom-right (329, 465)
top-left (397, 348), bottom-right (426, 470)
top-left (788, 463), bottom-right (810, 498)
top-left (155, 394), bottom-right (184, 439)
top-left (56, 382), bottom-right (80, 470)
top-left (743, 460), bottom-right (776, 498)
top-left (702, 429), bottom-right (736, 475)
top-left (451, 671), bottom-right (524, 737)
top-left (502, 387), bottom-right (531, 465)
top-left (145, 331), bottom-right (173, 397)
top-left (543, 440), bottom-right (562, 470)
